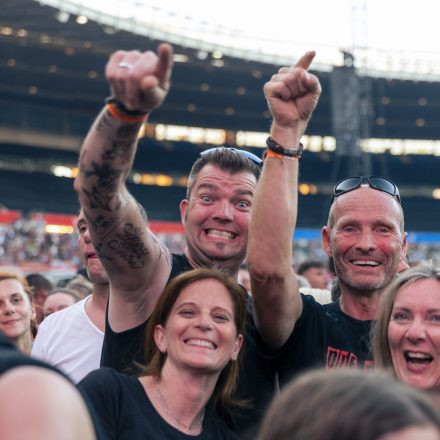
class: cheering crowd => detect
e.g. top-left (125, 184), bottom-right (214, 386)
top-left (1, 43), bottom-right (440, 440)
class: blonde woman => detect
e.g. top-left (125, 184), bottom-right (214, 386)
top-left (373, 263), bottom-right (440, 391)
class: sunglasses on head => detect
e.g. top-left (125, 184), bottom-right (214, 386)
top-left (331, 176), bottom-right (401, 204)
top-left (200, 147), bottom-right (263, 168)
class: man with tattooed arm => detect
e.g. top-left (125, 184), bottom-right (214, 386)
top-left (74, 43), bottom-right (273, 436)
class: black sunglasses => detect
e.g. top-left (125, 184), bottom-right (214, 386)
top-left (200, 147), bottom-right (263, 168)
top-left (331, 176), bottom-right (401, 204)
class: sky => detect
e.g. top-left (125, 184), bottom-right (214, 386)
top-left (43, 0), bottom-right (440, 77)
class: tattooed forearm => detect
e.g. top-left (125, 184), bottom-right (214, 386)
top-left (84, 161), bottom-right (124, 190)
top-left (102, 139), bottom-right (134, 163)
top-left (94, 111), bottom-right (113, 134)
top-left (116, 124), bottom-right (141, 139)
top-left (82, 187), bottom-right (121, 212)
top-left (90, 213), bottom-right (122, 238)
top-left (108, 223), bottom-right (150, 269)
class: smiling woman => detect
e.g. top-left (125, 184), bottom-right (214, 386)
top-left (79, 268), bottom-right (247, 439)
top-left (0, 272), bottom-right (35, 355)
top-left (373, 263), bottom-right (440, 394)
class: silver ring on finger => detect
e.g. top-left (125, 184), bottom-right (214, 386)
top-left (117, 61), bottom-right (133, 70)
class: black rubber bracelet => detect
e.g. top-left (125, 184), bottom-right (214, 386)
top-left (105, 97), bottom-right (147, 117)
top-left (266, 136), bottom-right (303, 158)
top-left (266, 136), bottom-right (304, 159)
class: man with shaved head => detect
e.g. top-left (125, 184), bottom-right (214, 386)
top-left (248, 51), bottom-right (407, 387)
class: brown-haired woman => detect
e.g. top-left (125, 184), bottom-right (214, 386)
top-left (79, 268), bottom-right (246, 439)
top-left (0, 272), bottom-right (35, 354)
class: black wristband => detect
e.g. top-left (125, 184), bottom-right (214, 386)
top-left (105, 97), bottom-right (147, 117)
top-left (266, 136), bottom-right (303, 158)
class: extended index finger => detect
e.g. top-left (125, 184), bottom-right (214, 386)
top-left (294, 51), bottom-right (316, 70)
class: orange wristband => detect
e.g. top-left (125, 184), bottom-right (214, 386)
top-left (266, 149), bottom-right (298, 160)
top-left (107, 102), bottom-right (147, 123)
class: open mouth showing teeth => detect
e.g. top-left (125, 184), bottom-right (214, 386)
top-left (351, 260), bottom-right (380, 267)
top-left (405, 351), bottom-right (433, 364)
top-left (185, 339), bottom-right (216, 350)
top-left (206, 230), bottom-right (236, 240)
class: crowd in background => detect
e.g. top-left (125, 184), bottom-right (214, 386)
top-left (0, 215), bottom-right (80, 269)
top-left (0, 215), bottom-right (438, 277)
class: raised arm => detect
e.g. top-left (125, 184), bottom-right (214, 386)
top-left (74, 44), bottom-right (174, 331)
top-left (248, 52), bottom-right (321, 349)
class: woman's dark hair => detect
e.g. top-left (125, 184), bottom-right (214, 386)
top-left (139, 268), bottom-right (247, 409)
top-left (257, 368), bottom-right (440, 440)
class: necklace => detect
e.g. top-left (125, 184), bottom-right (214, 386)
top-left (156, 381), bottom-right (205, 432)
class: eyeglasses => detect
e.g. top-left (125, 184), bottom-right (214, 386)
top-left (200, 147), bottom-right (263, 168)
top-left (331, 176), bottom-right (401, 204)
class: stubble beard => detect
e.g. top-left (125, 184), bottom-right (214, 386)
top-left (335, 258), bottom-right (399, 296)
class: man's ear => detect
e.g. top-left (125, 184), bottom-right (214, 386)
top-left (179, 199), bottom-right (188, 225)
top-left (322, 226), bottom-right (333, 257)
top-left (401, 231), bottom-right (408, 260)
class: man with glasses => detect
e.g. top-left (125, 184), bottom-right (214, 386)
top-left (74, 44), bottom-right (272, 435)
top-left (248, 52), bottom-right (407, 387)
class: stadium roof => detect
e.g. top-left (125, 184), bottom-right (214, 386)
top-left (36, 0), bottom-right (440, 82)
top-left (1, 0), bottom-right (440, 143)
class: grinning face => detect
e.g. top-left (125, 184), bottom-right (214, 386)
top-left (154, 278), bottom-right (243, 375)
top-left (0, 279), bottom-right (34, 343)
top-left (77, 211), bottom-right (109, 285)
top-left (388, 278), bottom-right (440, 390)
top-left (43, 292), bottom-right (76, 318)
top-left (322, 187), bottom-right (406, 296)
top-left (180, 165), bottom-right (256, 273)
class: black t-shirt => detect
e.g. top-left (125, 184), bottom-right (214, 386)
top-left (101, 254), bottom-right (275, 438)
top-left (273, 294), bottom-right (373, 388)
top-left (0, 332), bottom-right (60, 375)
top-left (79, 368), bottom-right (239, 440)
top-left (100, 254), bottom-right (192, 374)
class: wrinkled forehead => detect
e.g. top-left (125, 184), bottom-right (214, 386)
top-left (190, 164), bottom-right (257, 194)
